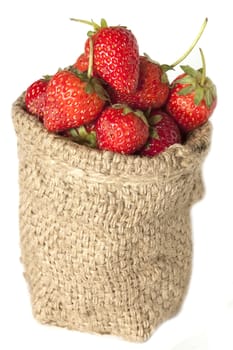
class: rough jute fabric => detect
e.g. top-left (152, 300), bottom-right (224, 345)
top-left (12, 94), bottom-right (211, 342)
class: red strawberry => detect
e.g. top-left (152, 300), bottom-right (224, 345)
top-left (105, 19), bottom-right (209, 111)
top-left (73, 53), bottom-right (88, 72)
top-left (25, 78), bottom-right (49, 120)
top-left (96, 105), bottom-right (149, 154)
top-left (166, 49), bottom-right (217, 132)
top-left (108, 55), bottom-right (169, 111)
top-left (44, 70), bottom-right (107, 132)
top-left (140, 111), bottom-right (181, 157)
top-left (71, 18), bottom-right (140, 94)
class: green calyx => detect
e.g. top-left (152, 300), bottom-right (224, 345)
top-left (69, 66), bottom-right (110, 102)
top-left (42, 74), bottom-right (53, 81)
top-left (149, 114), bottom-right (163, 125)
top-left (149, 127), bottom-right (159, 140)
top-left (148, 114), bottom-right (163, 140)
top-left (70, 18), bottom-right (108, 36)
top-left (112, 104), bottom-right (149, 126)
top-left (68, 126), bottom-right (97, 148)
top-left (175, 48), bottom-right (217, 108)
top-left (86, 77), bottom-right (110, 101)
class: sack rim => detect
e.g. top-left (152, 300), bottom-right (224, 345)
top-left (12, 93), bottom-right (212, 178)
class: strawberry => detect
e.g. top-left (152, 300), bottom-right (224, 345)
top-left (140, 111), bottom-right (181, 157)
top-left (71, 18), bottom-right (140, 94)
top-left (95, 105), bottom-right (149, 154)
top-left (106, 18), bottom-right (209, 111)
top-left (44, 69), bottom-right (107, 132)
top-left (166, 48), bottom-right (217, 132)
top-left (25, 78), bottom-right (50, 120)
top-left (73, 53), bottom-right (88, 72)
top-left (107, 55), bottom-right (169, 111)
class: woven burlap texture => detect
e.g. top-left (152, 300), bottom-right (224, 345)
top-left (12, 94), bottom-right (211, 342)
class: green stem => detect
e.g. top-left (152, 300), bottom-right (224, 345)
top-left (70, 18), bottom-right (100, 30)
top-left (87, 38), bottom-right (94, 79)
top-left (199, 48), bottom-right (206, 86)
top-left (170, 18), bottom-right (208, 68)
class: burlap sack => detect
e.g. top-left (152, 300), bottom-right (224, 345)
top-left (12, 94), bottom-right (212, 342)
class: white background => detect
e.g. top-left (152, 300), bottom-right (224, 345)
top-left (0, 1), bottom-right (232, 349)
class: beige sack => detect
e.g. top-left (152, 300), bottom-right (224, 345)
top-left (12, 94), bottom-right (212, 342)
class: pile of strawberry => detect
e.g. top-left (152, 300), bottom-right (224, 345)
top-left (24, 18), bottom-right (217, 156)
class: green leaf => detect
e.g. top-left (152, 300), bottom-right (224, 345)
top-left (112, 103), bottom-right (127, 110)
top-left (87, 30), bottom-right (95, 37)
top-left (86, 132), bottom-right (97, 148)
top-left (92, 79), bottom-right (110, 101)
top-left (69, 128), bottom-right (80, 138)
top-left (122, 106), bottom-right (133, 115)
top-left (175, 75), bottom-right (196, 85)
top-left (100, 18), bottom-right (108, 27)
top-left (117, 105), bottom-right (148, 126)
top-left (161, 71), bottom-right (169, 84)
top-left (161, 64), bottom-right (174, 73)
top-left (204, 89), bottom-right (213, 108)
top-left (180, 65), bottom-right (198, 78)
top-left (69, 66), bottom-right (89, 81)
top-left (149, 114), bottom-right (162, 126)
top-left (149, 127), bottom-right (159, 140)
top-left (69, 126), bottom-right (97, 148)
top-left (144, 107), bottom-right (152, 119)
top-left (85, 82), bottom-right (94, 94)
top-left (178, 85), bottom-right (195, 96)
top-left (210, 83), bottom-right (217, 99)
top-left (77, 125), bottom-right (88, 139)
top-left (194, 87), bottom-right (204, 105)
top-left (42, 74), bottom-right (53, 81)
top-left (134, 109), bottom-right (149, 126)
